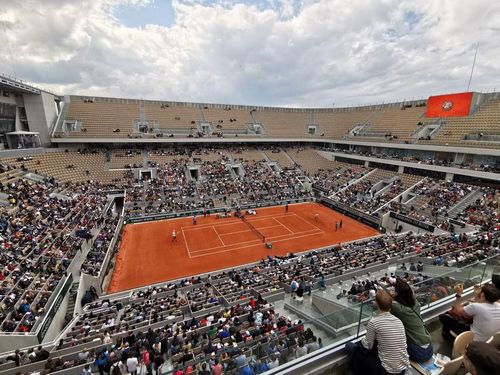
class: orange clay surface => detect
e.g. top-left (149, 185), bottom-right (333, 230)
top-left (108, 202), bottom-right (378, 293)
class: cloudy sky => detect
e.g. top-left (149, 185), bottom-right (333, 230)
top-left (1, 0), bottom-right (499, 107)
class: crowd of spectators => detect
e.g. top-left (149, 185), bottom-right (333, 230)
top-left (81, 216), bottom-right (121, 276)
top-left (455, 188), bottom-right (499, 231)
top-left (3, 282), bottom-right (324, 375)
top-left (2, 228), bottom-right (496, 373)
top-left (0, 176), bottom-right (116, 333)
top-left (0, 213), bottom-right (497, 372)
top-left (310, 166), bottom-right (366, 195)
top-left (123, 147), bottom-right (312, 217)
top-left (0, 146), bottom-right (497, 323)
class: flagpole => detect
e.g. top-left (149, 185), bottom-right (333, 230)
top-left (467, 43), bottom-right (479, 91)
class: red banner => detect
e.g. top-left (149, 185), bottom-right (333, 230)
top-left (426, 92), bottom-right (473, 118)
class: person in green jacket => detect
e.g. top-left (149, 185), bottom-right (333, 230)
top-left (391, 279), bottom-right (434, 362)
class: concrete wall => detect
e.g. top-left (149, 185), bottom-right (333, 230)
top-left (75, 273), bottom-right (101, 315)
top-left (381, 212), bottom-right (433, 234)
top-left (42, 292), bottom-right (70, 343)
top-left (0, 333), bottom-right (38, 354)
top-left (23, 92), bottom-right (57, 146)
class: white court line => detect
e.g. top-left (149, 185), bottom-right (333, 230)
top-left (246, 214), bottom-right (299, 234)
top-left (291, 211), bottom-right (324, 232)
top-left (217, 224), bottom-right (284, 237)
top-left (188, 229), bottom-right (326, 258)
top-left (212, 226), bottom-right (226, 247)
top-left (273, 217), bottom-right (295, 234)
top-left (267, 228), bottom-right (322, 242)
top-left (245, 213), bottom-right (293, 224)
top-left (188, 238), bottom-right (262, 254)
top-left (182, 220), bottom-right (244, 231)
top-left (188, 219), bottom-right (320, 255)
top-left (217, 228), bottom-right (254, 236)
top-left (266, 217), bottom-right (293, 234)
top-left (180, 211), bottom-right (294, 231)
top-left (256, 223), bottom-right (286, 230)
top-left (184, 209), bottom-right (325, 257)
top-left (190, 223), bottom-right (287, 253)
top-left (189, 227), bottom-right (320, 255)
top-left (181, 228), bottom-right (192, 259)
top-left (266, 228), bottom-right (321, 241)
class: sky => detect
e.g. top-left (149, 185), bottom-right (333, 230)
top-left (1, 0), bottom-right (499, 107)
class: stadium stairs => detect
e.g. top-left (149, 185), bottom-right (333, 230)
top-left (447, 189), bottom-right (482, 218)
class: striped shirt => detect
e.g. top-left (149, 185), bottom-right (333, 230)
top-left (361, 312), bottom-right (409, 374)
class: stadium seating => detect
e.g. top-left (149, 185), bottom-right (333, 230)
top-left (0, 151), bottom-right (123, 184)
top-left (64, 98), bottom-right (139, 137)
top-left (253, 109), bottom-right (311, 137)
top-left (108, 150), bottom-right (144, 169)
top-left (54, 94), bottom-right (500, 150)
top-left (353, 105), bottom-right (425, 142)
top-left (422, 97), bottom-right (500, 147)
top-left (0, 178), bottom-right (111, 333)
top-left (0, 139), bottom-right (497, 375)
top-left (264, 148), bottom-right (295, 168)
top-left (143, 102), bottom-right (199, 133)
top-left (202, 106), bottom-right (254, 134)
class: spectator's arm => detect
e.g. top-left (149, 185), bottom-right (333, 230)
top-left (451, 297), bottom-right (470, 318)
top-left (361, 320), bottom-right (376, 350)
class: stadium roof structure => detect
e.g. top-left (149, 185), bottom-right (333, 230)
top-left (0, 73), bottom-right (56, 96)
top-left (6, 130), bottom-right (40, 135)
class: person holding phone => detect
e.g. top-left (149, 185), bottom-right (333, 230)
top-left (440, 282), bottom-right (500, 341)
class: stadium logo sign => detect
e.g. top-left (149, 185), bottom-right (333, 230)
top-left (441, 100), bottom-right (453, 111)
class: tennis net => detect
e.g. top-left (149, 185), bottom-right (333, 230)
top-left (241, 216), bottom-right (266, 243)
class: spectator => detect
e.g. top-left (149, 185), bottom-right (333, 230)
top-left (82, 364), bottom-right (92, 375)
top-left (126, 353), bottom-right (138, 375)
top-left (346, 290), bottom-right (409, 375)
top-left (440, 283), bottom-right (500, 341)
top-left (6, 350), bottom-right (22, 367)
top-left (464, 341), bottom-right (500, 375)
top-left (211, 359), bottom-right (223, 375)
top-left (267, 354), bottom-right (279, 369)
top-left (95, 350), bottom-right (110, 375)
top-left (307, 336), bottom-right (320, 353)
top-left (198, 362), bottom-right (211, 375)
top-left (390, 280), bottom-right (434, 362)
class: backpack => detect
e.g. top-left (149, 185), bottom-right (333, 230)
top-left (111, 362), bottom-right (122, 375)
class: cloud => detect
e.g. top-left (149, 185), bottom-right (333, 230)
top-left (0, 0), bottom-right (499, 107)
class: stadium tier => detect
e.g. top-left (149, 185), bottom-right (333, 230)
top-left (49, 92), bottom-right (500, 149)
top-left (0, 77), bottom-right (499, 375)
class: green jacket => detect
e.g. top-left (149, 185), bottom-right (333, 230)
top-left (391, 300), bottom-right (431, 346)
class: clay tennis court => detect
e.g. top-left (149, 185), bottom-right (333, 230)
top-left (108, 202), bottom-right (378, 293)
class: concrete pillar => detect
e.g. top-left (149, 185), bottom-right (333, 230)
top-left (454, 153), bottom-right (465, 164)
top-left (445, 172), bottom-right (454, 181)
top-left (365, 161), bottom-right (369, 168)
top-left (398, 165), bottom-right (404, 173)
